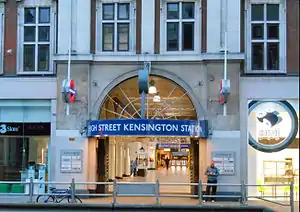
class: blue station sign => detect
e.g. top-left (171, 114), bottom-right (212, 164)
top-left (88, 119), bottom-right (209, 138)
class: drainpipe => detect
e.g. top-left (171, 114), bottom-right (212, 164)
top-left (0, 13), bottom-right (4, 75)
top-left (66, 0), bottom-right (73, 115)
top-left (221, 0), bottom-right (229, 116)
top-left (88, 63), bottom-right (91, 119)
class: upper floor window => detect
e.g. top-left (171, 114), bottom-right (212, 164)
top-left (248, 1), bottom-right (286, 73)
top-left (97, 1), bottom-right (133, 52)
top-left (23, 7), bottom-right (51, 72)
top-left (166, 2), bottom-right (195, 51)
top-left (161, 1), bottom-right (200, 53)
top-left (18, 1), bottom-right (55, 74)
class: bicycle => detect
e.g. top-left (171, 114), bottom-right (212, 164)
top-left (36, 187), bottom-right (82, 203)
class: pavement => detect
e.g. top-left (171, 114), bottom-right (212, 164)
top-left (0, 196), bottom-right (298, 212)
top-left (0, 168), bottom-right (298, 211)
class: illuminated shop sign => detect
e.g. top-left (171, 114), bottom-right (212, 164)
top-left (172, 152), bottom-right (189, 156)
top-left (0, 123), bottom-right (51, 136)
top-left (248, 101), bottom-right (298, 152)
top-left (87, 119), bottom-right (208, 137)
top-left (157, 144), bottom-right (190, 149)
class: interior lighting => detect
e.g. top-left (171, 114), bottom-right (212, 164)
top-left (149, 80), bottom-right (157, 94)
top-left (153, 92), bottom-right (161, 102)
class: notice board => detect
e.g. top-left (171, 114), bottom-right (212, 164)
top-left (211, 151), bottom-right (235, 175)
top-left (60, 149), bottom-right (83, 173)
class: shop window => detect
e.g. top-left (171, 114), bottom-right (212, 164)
top-left (247, 1), bottom-right (286, 73)
top-left (97, 1), bottom-right (133, 52)
top-left (0, 137), bottom-right (49, 181)
top-left (17, 0), bottom-right (56, 74)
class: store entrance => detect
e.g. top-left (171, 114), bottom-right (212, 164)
top-left (95, 136), bottom-right (200, 194)
top-left (92, 75), bottom-right (205, 194)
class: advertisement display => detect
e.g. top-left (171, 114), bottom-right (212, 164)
top-left (38, 166), bottom-right (46, 193)
top-left (248, 101), bottom-right (298, 152)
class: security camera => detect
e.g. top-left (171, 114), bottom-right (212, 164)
top-left (79, 126), bottom-right (87, 136)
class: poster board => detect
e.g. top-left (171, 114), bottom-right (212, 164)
top-left (211, 151), bottom-right (235, 175)
top-left (60, 149), bottom-right (83, 173)
top-left (137, 151), bottom-right (148, 169)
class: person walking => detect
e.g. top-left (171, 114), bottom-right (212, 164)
top-left (204, 161), bottom-right (219, 202)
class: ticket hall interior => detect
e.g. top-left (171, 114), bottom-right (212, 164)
top-left (87, 76), bottom-right (205, 194)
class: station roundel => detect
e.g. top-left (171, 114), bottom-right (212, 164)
top-left (62, 79), bottom-right (77, 103)
top-left (68, 79), bottom-right (76, 103)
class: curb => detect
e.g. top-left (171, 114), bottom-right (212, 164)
top-left (0, 203), bottom-right (275, 211)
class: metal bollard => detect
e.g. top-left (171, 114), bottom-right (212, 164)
top-left (71, 178), bottom-right (75, 203)
top-left (290, 179), bottom-right (294, 212)
top-left (155, 178), bottom-right (160, 205)
top-left (113, 179), bottom-right (117, 206)
top-left (241, 180), bottom-right (246, 205)
top-left (198, 180), bottom-right (203, 204)
top-left (29, 177), bottom-right (34, 203)
top-left (240, 180), bottom-right (245, 205)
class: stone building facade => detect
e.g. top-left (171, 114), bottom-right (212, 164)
top-left (0, 0), bottom-right (298, 195)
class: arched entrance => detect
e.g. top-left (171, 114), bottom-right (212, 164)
top-left (99, 75), bottom-right (197, 120)
top-left (90, 74), bottom-right (205, 195)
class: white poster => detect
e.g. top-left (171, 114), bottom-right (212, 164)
top-left (60, 150), bottom-right (83, 173)
top-left (212, 151), bottom-right (235, 175)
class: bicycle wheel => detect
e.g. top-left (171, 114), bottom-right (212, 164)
top-left (67, 196), bottom-right (82, 203)
top-left (36, 195), bottom-right (55, 203)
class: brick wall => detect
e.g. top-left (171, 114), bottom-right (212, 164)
top-left (286, 0), bottom-right (299, 74)
top-left (3, 0), bottom-right (18, 75)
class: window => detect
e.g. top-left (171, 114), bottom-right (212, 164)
top-left (0, 136), bottom-right (49, 181)
top-left (101, 3), bottom-right (130, 52)
top-left (249, 3), bottom-right (285, 72)
top-left (166, 2), bottom-right (195, 51)
top-left (20, 6), bottom-right (53, 73)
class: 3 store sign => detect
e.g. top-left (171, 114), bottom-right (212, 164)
top-left (0, 124), bottom-right (20, 134)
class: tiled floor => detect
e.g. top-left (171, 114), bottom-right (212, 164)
top-left (119, 166), bottom-right (190, 193)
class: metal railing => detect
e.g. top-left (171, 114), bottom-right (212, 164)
top-left (0, 178), bottom-right (297, 212)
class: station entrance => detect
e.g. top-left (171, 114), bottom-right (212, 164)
top-left (89, 75), bottom-right (207, 194)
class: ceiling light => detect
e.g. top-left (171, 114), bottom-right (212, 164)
top-left (149, 80), bottom-right (157, 94)
top-left (153, 93), bottom-right (161, 102)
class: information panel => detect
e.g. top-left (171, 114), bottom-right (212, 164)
top-left (60, 149), bottom-right (83, 173)
top-left (212, 151), bottom-right (235, 175)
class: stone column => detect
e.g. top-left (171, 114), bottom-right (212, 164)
top-left (116, 139), bottom-right (124, 178)
top-left (124, 142), bottom-right (131, 176)
top-left (108, 138), bottom-right (116, 180)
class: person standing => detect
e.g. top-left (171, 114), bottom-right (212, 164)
top-left (204, 161), bottom-right (219, 202)
top-left (132, 158), bottom-right (138, 176)
top-left (165, 157), bottom-right (170, 170)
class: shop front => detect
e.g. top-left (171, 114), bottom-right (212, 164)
top-left (0, 100), bottom-right (52, 184)
top-left (247, 100), bottom-right (299, 198)
top-left (240, 76), bottom-right (299, 201)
